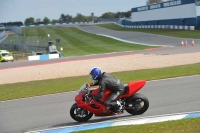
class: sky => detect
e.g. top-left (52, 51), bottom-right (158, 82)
top-left (0, 0), bottom-right (147, 23)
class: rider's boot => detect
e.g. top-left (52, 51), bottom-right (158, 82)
top-left (108, 101), bottom-right (123, 113)
top-left (117, 100), bottom-right (123, 111)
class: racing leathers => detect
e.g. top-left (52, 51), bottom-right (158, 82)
top-left (90, 72), bottom-right (125, 111)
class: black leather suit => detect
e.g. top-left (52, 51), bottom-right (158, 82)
top-left (93, 72), bottom-right (125, 108)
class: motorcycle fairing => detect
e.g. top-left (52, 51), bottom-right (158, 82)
top-left (75, 92), bottom-right (112, 116)
top-left (74, 80), bottom-right (146, 116)
top-left (119, 80), bottom-right (146, 99)
top-left (91, 80), bottom-right (146, 101)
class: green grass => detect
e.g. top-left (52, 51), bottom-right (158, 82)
top-left (76, 117), bottom-right (200, 133)
top-left (2, 24), bottom-right (199, 133)
top-left (95, 23), bottom-right (200, 39)
top-left (22, 26), bottom-right (155, 57)
top-left (0, 63), bottom-right (200, 101)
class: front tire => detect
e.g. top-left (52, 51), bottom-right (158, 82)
top-left (125, 93), bottom-right (149, 115)
top-left (70, 103), bottom-right (93, 122)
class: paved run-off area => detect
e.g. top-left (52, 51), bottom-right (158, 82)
top-left (0, 52), bottom-right (200, 84)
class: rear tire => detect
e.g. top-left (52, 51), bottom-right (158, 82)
top-left (70, 103), bottom-right (93, 122)
top-left (125, 93), bottom-right (149, 115)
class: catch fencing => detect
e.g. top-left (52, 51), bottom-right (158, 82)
top-left (0, 30), bottom-right (8, 43)
top-left (0, 35), bottom-right (48, 52)
top-left (5, 26), bottom-right (23, 35)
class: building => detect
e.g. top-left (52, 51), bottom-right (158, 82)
top-left (121, 0), bottom-right (200, 28)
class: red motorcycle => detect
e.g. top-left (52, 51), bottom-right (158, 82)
top-left (70, 80), bottom-right (149, 122)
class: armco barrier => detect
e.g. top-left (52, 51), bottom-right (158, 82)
top-left (28, 54), bottom-right (59, 61)
top-left (7, 22), bottom-right (114, 28)
top-left (20, 22), bottom-right (93, 28)
top-left (114, 23), bottom-right (195, 30)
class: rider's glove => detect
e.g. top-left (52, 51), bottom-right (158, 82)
top-left (87, 82), bottom-right (94, 88)
top-left (86, 83), bottom-right (91, 88)
top-left (89, 82), bottom-right (94, 87)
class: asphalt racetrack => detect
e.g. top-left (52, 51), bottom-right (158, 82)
top-left (75, 25), bottom-right (200, 46)
top-left (1, 26), bottom-right (200, 69)
top-left (0, 26), bottom-right (200, 133)
top-left (1, 76), bottom-right (200, 133)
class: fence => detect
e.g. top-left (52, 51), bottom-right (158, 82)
top-left (0, 35), bottom-right (48, 52)
top-left (5, 26), bottom-right (22, 35)
top-left (0, 30), bottom-right (8, 43)
top-left (12, 53), bottom-right (33, 61)
top-left (114, 22), bottom-right (195, 30)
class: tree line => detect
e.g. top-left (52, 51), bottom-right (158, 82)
top-left (0, 11), bottom-right (130, 26)
top-left (23, 11), bottom-right (131, 25)
top-left (0, 21), bottom-right (23, 27)
top-left (1, 0), bottom-right (166, 26)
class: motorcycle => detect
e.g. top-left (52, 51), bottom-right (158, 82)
top-left (70, 80), bottom-right (149, 122)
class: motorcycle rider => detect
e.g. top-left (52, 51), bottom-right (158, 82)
top-left (88, 67), bottom-right (125, 113)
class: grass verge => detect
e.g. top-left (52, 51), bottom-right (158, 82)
top-left (0, 63), bottom-right (200, 101)
top-left (95, 23), bottom-right (200, 39)
top-left (76, 117), bottom-right (200, 133)
top-left (22, 26), bottom-right (155, 57)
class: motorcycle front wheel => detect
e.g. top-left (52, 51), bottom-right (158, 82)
top-left (125, 93), bottom-right (149, 115)
top-left (70, 103), bottom-right (93, 122)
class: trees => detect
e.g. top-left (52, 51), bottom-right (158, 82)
top-left (125, 11), bottom-right (131, 18)
top-left (15, 21), bottom-right (23, 26)
top-left (22, 9), bottom-right (134, 25)
top-left (65, 14), bottom-right (73, 22)
top-left (59, 14), bottom-right (73, 22)
top-left (0, 22), bottom-right (23, 26)
top-left (35, 18), bottom-right (41, 23)
top-left (100, 11), bottom-right (131, 19)
top-left (146, 0), bottom-right (163, 5)
top-left (100, 12), bottom-right (115, 19)
top-left (24, 17), bottom-right (50, 25)
top-left (43, 17), bottom-right (50, 24)
top-left (24, 17), bottom-right (34, 25)
top-left (52, 19), bottom-right (59, 23)
top-left (115, 11), bottom-right (131, 18)
top-left (58, 13), bottom-right (97, 22)
top-left (59, 13), bottom-right (66, 22)
top-left (73, 13), bottom-right (88, 22)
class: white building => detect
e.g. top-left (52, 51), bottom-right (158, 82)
top-left (122, 0), bottom-right (200, 28)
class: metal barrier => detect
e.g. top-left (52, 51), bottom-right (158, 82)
top-left (0, 35), bottom-right (48, 52)
top-left (12, 53), bottom-right (33, 61)
top-left (5, 26), bottom-right (22, 35)
top-left (114, 23), bottom-right (195, 30)
top-left (0, 30), bottom-right (8, 43)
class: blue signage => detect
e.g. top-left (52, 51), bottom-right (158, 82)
top-left (132, 0), bottom-right (195, 12)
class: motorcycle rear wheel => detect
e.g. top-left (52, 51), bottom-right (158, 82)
top-left (125, 93), bottom-right (149, 115)
top-left (70, 103), bottom-right (93, 122)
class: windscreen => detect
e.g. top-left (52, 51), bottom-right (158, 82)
top-left (2, 53), bottom-right (10, 57)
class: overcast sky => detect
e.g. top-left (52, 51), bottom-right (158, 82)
top-left (0, 0), bottom-right (148, 23)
